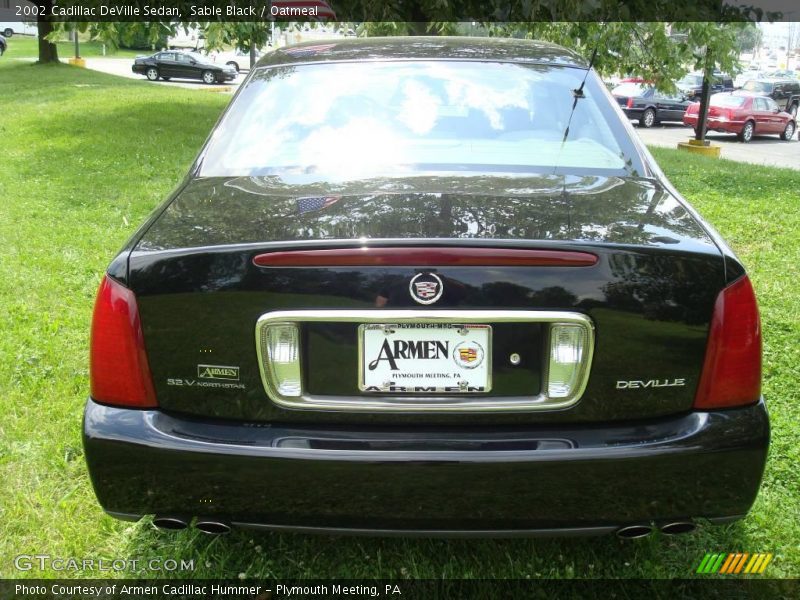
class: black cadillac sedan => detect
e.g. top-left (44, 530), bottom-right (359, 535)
top-left (85, 37), bottom-right (768, 538)
top-left (131, 50), bottom-right (237, 84)
top-left (612, 82), bottom-right (692, 127)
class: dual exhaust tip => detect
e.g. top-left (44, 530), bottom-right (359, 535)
top-left (153, 516), bottom-right (231, 535)
top-left (617, 521), bottom-right (697, 539)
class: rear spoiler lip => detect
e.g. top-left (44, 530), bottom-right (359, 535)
top-left (130, 235), bottom-right (723, 260)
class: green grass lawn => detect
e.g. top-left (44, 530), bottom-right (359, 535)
top-left (1, 60), bottom-right (798, 583)
top-left (3, 35), bottom-right (143, 60)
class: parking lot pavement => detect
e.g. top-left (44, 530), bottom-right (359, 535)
top-left (80, 58), bottom-right (243, 93)
top-left (633, 123), bottom-right (799, 171)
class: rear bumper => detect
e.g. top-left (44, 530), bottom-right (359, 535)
top-left (621, 107), bottom-right (644, 120)
top-left (683, 115), bottom-right (744, 133)
top-left (83, 399), bottom-right (769, 536)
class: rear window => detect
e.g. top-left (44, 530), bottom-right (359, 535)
top-left (742, 80), bottom-right (773, 93)
top-left (678, 75), bottom-right (703, 86)
top-left (611, 83), bottom-right (647, 97)
top-left (199, 61), bottom-right (641, 180)
top-left (712, 95), bottom-right (747, 107)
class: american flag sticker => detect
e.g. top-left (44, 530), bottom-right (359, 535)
top-left (296, 196), bottom-right (340, 214)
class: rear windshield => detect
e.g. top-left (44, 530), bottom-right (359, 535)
top-left (611, 83), bottom-right (647, 97)
top-left (678, 75), bottom-right (703, 86)
top-left (199, 61), bottom-right (641, 180)
top-left (712, 95), bottom-right (747, 107)
top-left (742, 80), bottom-right (772, 93)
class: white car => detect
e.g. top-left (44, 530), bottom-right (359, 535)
top-left (0, 20), bottom-right (38, 37)
top-left (167, 26), bottom-right (204, 50)
top-left (734, 70), bottom-right (764, 88)
top-left (205, 48), bottom-right (266, 73)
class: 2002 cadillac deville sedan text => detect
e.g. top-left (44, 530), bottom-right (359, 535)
top-left (84, 37), bottom-right (768, 538)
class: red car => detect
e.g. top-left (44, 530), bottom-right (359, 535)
top-left (684, 92), bottom-right (796, 142)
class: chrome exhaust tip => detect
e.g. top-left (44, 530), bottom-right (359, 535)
top-left (153, 515), bottom-right (189, 531)
top-left (660, 521), bottom-right (697, 535)
top-left (195, 519), bottom-right (232, 535)
top-left (616, 524), bottom-right (653, 539)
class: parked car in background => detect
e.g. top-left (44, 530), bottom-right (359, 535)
top-left (86, 37), bottom-right (768, 539)
top-left (204, 48), bottom-right (265, 73)
top-left (132, 51), bottom-right (237, 85)
top-left (167, 26), bottom-right (204, 50)
top-left (611, 83), bottom-right (691, 127)
top-left (0, 34), bottom-right (6, 56)
top-left (739, 79), bottom-right (800, 118)
top-left (676, 72), bottom-right (734, 100)
top-left (683, 92), bottom-right (796, 142)
top-left (0, 20), bottom-right (37, 37)
top-left (765, 70), bottom-right (798, 80)
top-left (734, 70), bottom-right (764, 88)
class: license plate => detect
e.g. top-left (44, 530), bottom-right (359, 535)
top-left (359, 323), bottom-right (492, 393)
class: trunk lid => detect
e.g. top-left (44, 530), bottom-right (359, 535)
top-left (127, 174), bottom-right (725, 425)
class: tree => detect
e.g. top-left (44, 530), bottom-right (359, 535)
top-left (205, 22), bottom-right (273, 69)
top-left (33, 1), bottom-right (58, 63)
top-left (734, 22), bottom-right (762, 54)
top-left (51, 21), bottom-right (181, 58)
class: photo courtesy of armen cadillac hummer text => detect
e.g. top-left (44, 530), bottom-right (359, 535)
top-left (83, 37), bottom-right (768, 538)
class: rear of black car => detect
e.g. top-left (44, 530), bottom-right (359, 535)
top-left (612, 82), bottom-right (652, 122)
top-left (84, 38), bottom-right (768, 536)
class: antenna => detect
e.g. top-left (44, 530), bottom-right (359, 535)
top-left (555, 43), bottom-right (600, 162)
top-left (573, 46), bottom-right (599, 99)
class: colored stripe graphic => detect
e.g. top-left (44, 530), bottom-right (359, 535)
top-left (733, 553), bottom-right (749, 574)
top-left (711, 553), bottom-right (727, 573)
top-left (699, 553), bottom-right (774, 575)
top-left (696, 553), bottom-right (713, 573)
top-left (758, 554), bottom-right (773, 573)
top-left (718, 553), bottom-right (735, 574)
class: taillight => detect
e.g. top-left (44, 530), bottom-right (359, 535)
top-left (693, 276), bottom-right (761, 409)
top-left (90, 275), bottom-right (157, 408)
top-left (626, 97), bottom-right (634, 108)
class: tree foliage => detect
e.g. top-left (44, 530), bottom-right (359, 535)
top-left (359, 21), bottom-right (756, 91)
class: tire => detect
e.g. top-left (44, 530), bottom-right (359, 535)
top-left (202, 70), bottom-right (217, 85)
top-left (3, 29), bottom-right (13, 38)
top-left (738, 120), bottom-right (754, 143)
top-left (226, 61), bottom-right (239, 73)
top-left (639, 108), bottom-right (656, 128)
top-left (780, 121), bottom-right (795, 141)
top-left (145, 67), bottom-right (159, 81)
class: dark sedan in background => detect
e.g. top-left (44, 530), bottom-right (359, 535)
top-left (132, 51), bottom-right (237, 84)
top-left (86, 37), bottom-right (767, 539)
top-left (676, 72), bottom-right (734, 100)
top-left (611, 82), bottom-right (691, 127)
top-left (0, 34), bottom-right (6, 56)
